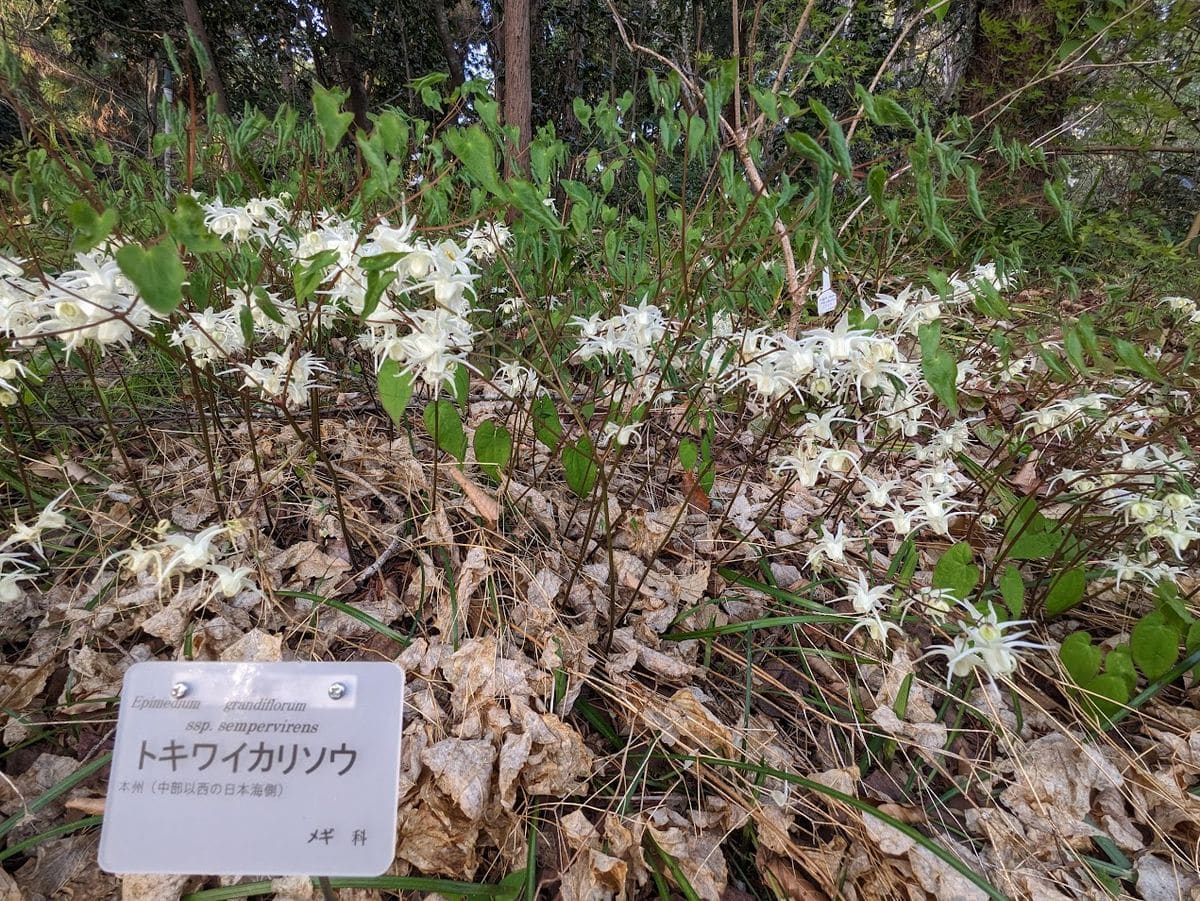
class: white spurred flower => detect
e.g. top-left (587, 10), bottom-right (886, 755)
top-left (910, 585), bottom-right (957, 619)
top-left (114, 542), bottom-right (166, 579)
top-left (872, 502), bottom-right (918, 536)
top-left (158, 524), bottom-right (228, 582)
top-left (492, 360), bottom-right (539, 398)
top-left (839, 570), bottom-right (893, 615)
top-left (461, 220), bottom-right (512, 260)
top-left (912, 488), bottom-right (963, 536)
top-left (807, 313), bottom-right (870, 362)
top-left (0, 549), bottom-right (39, 601)
top-left (926, 601), bottom-right (1044, 686)
top-left (0, 358), bottom-right (28, 392)
top-left (856, 474), bottom-right (900, 510)
top-left (799, 408), bottom-right (851, 443)
top-left (203, 197), bottom-right (256, 242)
top-left (238, 350), bottom-right (332, 408)
top-left (772, 445), bottom-right (827, 488)
top-left (2, 492), bottom-right (69, 557)
top-left (807, 521), bottom-right (854, 571)
top-left (0, 568), bottom-right (37, 602)
top-left (573, 299), bottom-right (668, 371)
top-left (204, 563), bottom-right (259, 599)
top-left (847, 608), bottom-right (903, 645)
top-left (601, 421), bottom-right (642, 448)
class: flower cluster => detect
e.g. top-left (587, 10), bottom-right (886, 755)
top-left (1160, 295), bottom-right (1200, 324)
top-left (927, 601), bottom-right (1045, 686)
top-left (572, 298), bottom-right (669, 370)
top-left (0, 250), bottom-right (160, 356)
top-left (107, 520), bottom-right (258, 601)
top-left (0, 492), bottom-right (70, 602)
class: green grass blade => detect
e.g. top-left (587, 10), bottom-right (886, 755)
top-left (276, 589), bottom-right (410, 645)
top-left (0, 752), bottom-right (112, 841)
top-left (0, 814), bottom-right (103, 863)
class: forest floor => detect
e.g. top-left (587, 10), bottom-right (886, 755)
top-left (1, 283), bottom-right (1199, 901)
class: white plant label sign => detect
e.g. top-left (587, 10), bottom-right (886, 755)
top-left (99, 661), bottom-right (404, 876)
top-left (817, 267), bottom-right (838, 315)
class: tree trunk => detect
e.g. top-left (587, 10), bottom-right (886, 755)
top-left (433, 0), bottom-right (466, 88)
top-left (180, 0), bottom-right (230, 118)
top-left (502, 0), bottom-right (532, 173)
top-left (322, 0), bottom-right (369, 131)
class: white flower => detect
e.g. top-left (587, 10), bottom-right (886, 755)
top-left (1160, 295), bottom-right (1195, 316)
top-left (158, 525), bottom-right (228, 582)
top-left (2, 492), bottom-right (69, 557)
top-left (772, 445), bottom-right (827, 488)
top-left (238, 350), bottom-right (331, 408)
top-left (807, 313), bottom-right (870, 363)
top-left (203, 198), bottom-right (256, 242)
top-left (601, 421), bottom-right (642, 447)
top-left (0, 568), bottom-right (37, 602)
top-left (926, 602), bottom-right (1044, 686)
top-left (492, 360), bottom-right (539, 398)
top-left (847, 608), bottom-right (903, 645)
top-left (856, 474), bottom-right (900, 510)
top-left (839, 570), bottom-right (893, 615)
top-left (204, 563), bottom-right (258, 598)
top-left (910, 585), bottom-right (956, 619)
top-left (461, 220), bottom-right (512, 260)
top-left (807, 521), bottom-right (854, 571)
top-left (0, 358), bottom-right (28, 392)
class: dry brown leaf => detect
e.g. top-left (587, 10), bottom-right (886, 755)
top-left (440, 638), bottom-right (549, 725)
top-left (446, 466), bottom-right (499, 525)
top-left (169, 490), bottom-right (219, 530)
top-left (269, 875), bottom-right (317, 901)
top-left (0, 664), bottom-right (52, 713)
top-left (637, 686), bottom-right (735, 757)
top-left (63, 797), bottom-right (106, 815)
top-left (497, 729), bottom-right (532, 810)
top-left (501, 479), bottom-right (556, 532)
top-left (0, 754), bottom-right (85, 837)
top-left (1134, 853), bottom-right (1200, 900)
top-left (514, 707), bottom-right (592, 797)
top-left (560, 848), bottom-right (629, 901)
top-left (63, 646), bottom-right (126, 712)
top-left (608, 628), bottom-right (697, 681)
top-left (420, 738), bottom-right (496, 820)
top-left (268, 541), bottom-right (352, 592)
top-left (809, 765), bottom-right (859, 798)
top-left (645, 808), bottom-right (728, 901)
top-left (1011, 448), bottom-right (1041, 495)
top-left (453, 545), bottom-right (492, 609)
top-left (515, 568), bottom-right (562, 634)
top-left (219, 628), bottom-right (282, 662)
top-left (396, 778), bottom-right (484, 876)
top-left (0, 868), bottom-right (19, 901)
top-left (757, 848), bottom-right (825, 900)
top-left (560, 810), bottom-right (600, 848)
top-left (905, 834), bottom-right (988, 901)
top-left (16, 833), bottom-right (114, 898)
top-left (870, 706), bottom-right (948, 757)
top-left (138, 583), bottom-right (207, 646)
top-left (998, 733), bottom-right (1124, 849)
top-left (120, 874), bottom-right (192, 900)
top-left (681, 470), bottom-right (710, 513)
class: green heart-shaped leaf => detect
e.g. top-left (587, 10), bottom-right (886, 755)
top-left (115, 241), bottom-right (186, 315)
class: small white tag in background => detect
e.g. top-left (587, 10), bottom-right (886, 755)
top-left (816, 267), bottom-right (838, 315)
top-left (99, 662), bottom-right (404, 877)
